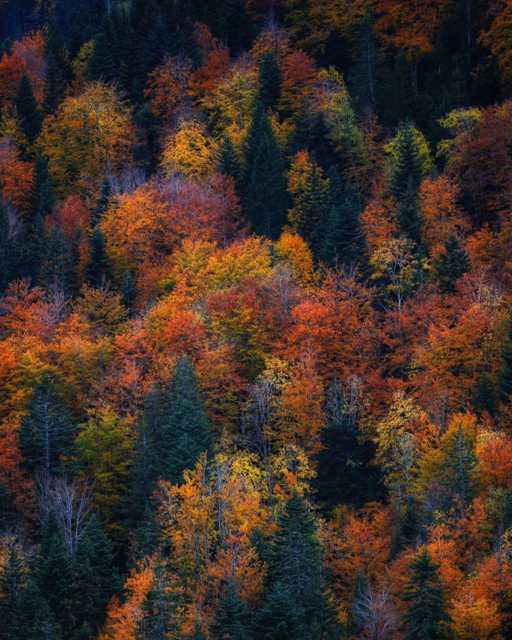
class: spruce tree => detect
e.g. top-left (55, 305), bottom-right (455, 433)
top-left (160, 357), bottom-right (212, 483)
top-left (219, 135), bottom-right (243, 194)
top-left (85, 228), bottom-right (111, 288)
top-left (15, 75), bottom-right (42, 146)
top-left (257, 495), bottom-right (337, 640)
top-left (259, 51), bottom-right (282, 111)
top-left (44, 23), bottom-right (72, 114)
top-left (92, 180), bottom-right (111, 227)
top-left (320, 177), bottom-right (366, 268)
top-left (314, 379), bottom-right (382, 511)
top-left (31, 155), bottom-right (55, 220)
top-left (402, 552), bottom-right (452, 640)
top-left (435, 235), bottom-right (469, 293)
top-left (211, 586), bottom-right (253, 640)
top-left (121, 268), bottom-right (137, 311)
top-left (244, 101), bottom-right (288, 239)
top-left (19, 375), bottom-right (75, 476)
top-left (39, 225), bottom-right (77, 294)
top-left (0, 542), bottom-right (29, 640)
top-left (390, 122), bottom-right (425, 246)
top-left (499, 312), bottom-right (512, 402)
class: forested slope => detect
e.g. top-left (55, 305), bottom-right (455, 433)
top-left (1, 1), bottom-right (512, 639)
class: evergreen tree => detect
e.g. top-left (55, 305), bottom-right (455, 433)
top-left (314, 379), bottom-right (382, 511)
top-left (15, 75), bottom-right (42, 146)
top-left (31, 154), bottom-right (55, 220)
top-left (244, 101), bottom-right (288, 239)
top-left (88, 16), bottom-right (117, 84)
top-left (85, 228), bottom-right (111, 288)
top-left (435, 235), bottom-right (469, 293)
top-left (320, 178), bottom-right (366, 268)
top-left (19, 375), bottom-right (75, 476)
top-left (257, 495), bottom-right (337, 640)
top-left (0, 201), bottom-right (22, 293)
top-left (136, 563), bottom-right (181, 639)
top-left (121, 268), bottom-right (137, 311)
top-left (160, 357), bottom-right (212, 483)
top-left (219, 135), bottom-right (243, 194)
top-left (390, 122), bottom-right (425, 246)
top-left (44, 22), bottom-right (72, 114)
top-left (39, 225), bottom-right (78, 294)
top-left (92, 180), bottom-right (111, 227)
top-left (499, 312), bottom-right (512, 403)
top-left (259, 51), bottom-right (282, 111)
top-left (211, 586), bottom-right (253, 640)
top-left (402, 552), bottom-right (452, 640)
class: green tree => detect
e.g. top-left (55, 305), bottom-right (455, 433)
top-left (402, 552), bottom-right (452, 640)
top-left (15, 75), bottom-right (42, 146)
top-left (219, 135), bottom-right (243, 194)
top-left (85, 228), bottom-right (112, 288)
top-left (160, 357), bottom-right (212, 484)
top-left (19, 375), bottom-right (75, 476)
top-left (434, 235), bottom-right (469, 293)
top-left (92, 180), bottom-right (111, 227)
top-left (259, 51), bottom-right (282, 111)
top-left (244, 101), bottom-right (288, 239)
top-left (211, 586), bottom-right (253, 640)
top-left (499, 311), bottom-right (512, 403)
top-left (257, 495), bottom-right (336, 640)
top-left (39, 225), bottom-right (78, 294)
top-left (44, 23), bottom-right (72, 114)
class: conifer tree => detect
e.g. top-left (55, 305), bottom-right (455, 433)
top-left (121, 268), bottom-right (137, 311)
top-left (44, 23), bottom-right (72, 114)
top-left (390, 122), bottom-right (426, 246)
top-left (259, 51), bottom-right (282, 111)
top-left (320, 177), bottom-right (366, 268)
top-left (19, 375), bottom-right (74, 476)
top-left (211, 586), bottom-right (253, 640)
top-left (244, 101), bottom-right (288, 239)
top-left (314, 379), bottom-right (381, 511)
top-left (499, 312), bottom-right (512, 403)
top-left (435, 235), bottom-right (469, 293)
top-left (40, 225), bottom-right (78, 294)
top-left (92, 180), bottom-right (111, 227)
top-left (402, 552), bottom-right (452, 640)
top-left (86, 228), bottom-right (111, 288)
top-left (219, 135), bottom-right (243, 194)
top-left (257, 495), bottom-right (336, 640)
top-left (15, 75), bottom-right (42, 146)
top-left (160, 357), bottom-right (212, 484)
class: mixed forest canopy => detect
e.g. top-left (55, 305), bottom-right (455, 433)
top-left (1, 0), bottom-right (512, 638)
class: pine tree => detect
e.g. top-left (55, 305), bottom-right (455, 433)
top-left (259, 51), bottom-right (282, 111)
top-left (0, 542), bottom-right (28, 640)
top-left (499, 312), bottom-right (512, 403)
top-left (92, 180), bottom-right (111, 227)
top-left (219, 135), bottom-right (243, 194)
top-left (314, 379), bottom-right (382, 511)
top-left (19, 375), bottom-right (75, 476)
top-left (211, 586), bottom-right (253, 640)
top-left (121, 268), bottom-right (137, 311)
top-left (244, 101), bottom-right (288, 239)
top-left (402, 552), bottom-right (452, 640)
top-left (160, 357), bottom-right (211, 483)
top-left (39, 225), bottom-right (78, 294)
top-left (137, 563), bottom-right (180, 640)
top-left (44, 23), bottom-right (72, 114)
top-left (435, 235), bottom-right (469, 293)
top-left (390, 122), bottom-right (425, 246)
top-left (257, 495), bottom-right (337, 640)
top-left (320, 178), bottom-right (366, 268)
top-left (85, 228), bottom-right (111, 288)
top-left (31, 154), bottom-right (55, 220)
top-left (15, 75), bottom-right (42, 146)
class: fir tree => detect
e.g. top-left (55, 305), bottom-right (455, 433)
top-left (259, 51), bottom-right (282, 111)
top-left (39, 225), bottom-right (78, 294)
top-left (160, 357), bottom-right (212, 483)
top-left (0, 542), bottom-right (29, 640)
top-left (44, 23), bottom-right (72, 114)
top-left (121, 268), bottom-right (137, 311)
top-left (435, 235), bottom-right (469, 293)
top-left (85, 228), bottom-right (111, 288)
top-left (219, 135), bottom-right (243, 194)
top-left (92, 180), bottom-right (111, 227)
top-left (15, 75), bottom-right (42, 146)
top-left (314, 379), bottom-right (382, 511)
top-left (320, 178), bottom-right (366, 268)
top-left (19, 375), bottom-right (75, 476)
top-left (402, 552), bottom-right (452, 640)
top-left (211, 586), bottom-right (253, 640)
top-left (244, 101), bottom-right (288, 239)
top-left (257, 495), bottom-right (337, 640)
top-left (499, 312), bottom-right (512, 402)
top-left (31, 154), bottom-right (55, 220)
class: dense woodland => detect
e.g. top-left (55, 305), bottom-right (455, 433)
top-left (1, 0), bottom-right (512, 638)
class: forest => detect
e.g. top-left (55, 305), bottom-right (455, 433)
top-left (0, 0), bottom-right (512, 638)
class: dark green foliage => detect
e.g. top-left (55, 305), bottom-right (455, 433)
top-left (244, 101), bottom-right (288, 239)
top-left (219, 135), bottom-right (243, 194)
top-left (136, 563), bottom-right (181, 639)
top-left (15, 75), bottom-right (42, 146)
top-left (314, 379), bottom-right (382, 511)
top-left (211, 587), bottom-right (253, 640)
top-left (85, 228), bottom-right (111, 288)
top-left (160, 357), bottom-right (212, 483)
top-left (472, 372), bottom-right (498, 416)
top-left (0, 202), bottom-right (24, 293)
top-left (320, 177), bottom-right (366, 268)
top-left (257, 495), bottom-right (337, 640)
top-left (259, 52), bottom-right (282, 111)
top-left (92, 180), bottom-right (111, 227)
top-left (44, 23), bottom-right (72, 114)
top-left (443, 426), bottom-right (478, 510)
top-left (39, 225), bottom-right (78, 294)
top-left (402, 552), bottom-right (452, 640)
top-left (434, 235), bottom-right (469, 293)
top-left (121, 268), bottom-right (137, 311)
top-left (35, 516), bottom-right (117, 640)
top-left (499, 312), bottom-right (512, 403)
top-left (31, 154), bottom-right (55, 221)
top-left (19, 375), bottom-right (75, 476)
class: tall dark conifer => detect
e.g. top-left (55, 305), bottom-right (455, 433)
top-left (15, 75), bottom-right (42, 146)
